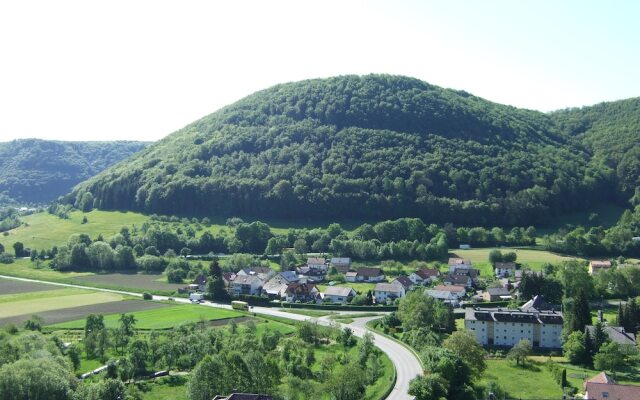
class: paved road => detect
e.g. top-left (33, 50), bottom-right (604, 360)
top-left (0, 274), bottom-right (421, 399)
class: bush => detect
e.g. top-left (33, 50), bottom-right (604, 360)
top-left (142, 292), bottom-right (153, 300)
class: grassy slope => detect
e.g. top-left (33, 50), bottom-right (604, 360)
top-left (481, 359), bottom-right (564, 398)
top-left (48, 304), bottom-right (243, 330)
top-left (0, 287), bottom-right (92, 304)
top-left (0, 292), bottom-right (122, 318)
top-left (0, 210), bottom-right (148, 250)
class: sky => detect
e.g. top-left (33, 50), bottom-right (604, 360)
top-left (1, 0), bottom-right (639, 142)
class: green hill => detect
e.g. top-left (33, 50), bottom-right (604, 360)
top-left (67, 75), bottom-right (631, 226)
top-left (550, 97), bottom-right (640, 196)
top-left (0, 139), bottom-right (148, 205)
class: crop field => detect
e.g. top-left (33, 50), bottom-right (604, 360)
top-left (73, 273), bottom-right (185, 292)
top-left (2, 299), bottom-right (169, 327)
top-left (0, 287), bottom-right (92, 305)
top-left (0, 276), bottom-right (64, 295)
top-left (49, 304), bottom-right (243, 330)
top-left (0, 291), bottom-right (123, 319)
top-left (0, 210), bottom-right (148, 250)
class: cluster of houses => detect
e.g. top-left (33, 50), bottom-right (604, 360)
top-left (189, 257), bottom-right (419, 304)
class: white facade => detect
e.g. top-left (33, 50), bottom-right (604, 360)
top-left (465, 307), bottom-right (563, 348)
top-left (374, 283), bottom-right (405, 303)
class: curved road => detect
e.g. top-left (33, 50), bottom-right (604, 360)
top-left (0, 274), bottom-right (421, 399)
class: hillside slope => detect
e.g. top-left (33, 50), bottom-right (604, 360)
top-left (551, 97), bottom-right (640, 197)
top-left (68, 75), bottom-right (619, 226)
top-left (0, 139), bottom-right (148, 204)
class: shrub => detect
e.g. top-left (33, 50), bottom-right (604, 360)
top-left (142, 292), bottom-right (153, 300)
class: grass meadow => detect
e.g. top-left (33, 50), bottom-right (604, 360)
top-left (48, 304), bottom-right (243, 330)
top-left (0, 291), bottom-right (123, 319)
top-left (0, 210), bottom-right (148, 250)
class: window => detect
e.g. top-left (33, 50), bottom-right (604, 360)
top-left (602, 392), bottom-right (608, 398)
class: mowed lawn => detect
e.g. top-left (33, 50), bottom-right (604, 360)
top-left (481, 359), bottom-right (564, 398)
top-left (49, 304), bottom-right (243, 330)
top-left (317, 282), bottom-right (377, 294)
top-left (0, 210), bottom-right (148, 250)
top-left (450, 247), bottom-right (584, 275)
top-left (0, 287), bottom-right (93, 304)
top-left (0, 291), bottom-right (123, 318)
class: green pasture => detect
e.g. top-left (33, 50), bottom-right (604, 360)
top-left (0, 210), bottom-right (148, 251)
top-left (48, 304), bottom-right (243, 330)
top-left (451, 247), bottom-right (584, 273)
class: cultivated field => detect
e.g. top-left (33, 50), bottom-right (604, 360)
top-left (0, 277), bottom-right (63, 295)
top-left (49, 304), bottom-right (244, 330)
top-left (0, 299), bottom-right (169, 327)
top-left (0, 291), bottom-right (123, 319)
top-left (0, 210), bottom-right (148, 250)
top-left (73, 273), bottom-right (185, 292)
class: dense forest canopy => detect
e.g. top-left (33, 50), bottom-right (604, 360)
top-left (0, 139), bottom-right (148, 205)
top-left (67, 75), bottom-right (637, 226)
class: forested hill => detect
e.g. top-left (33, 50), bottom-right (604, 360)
top-left (550, 97), bottom-right (640, 197)
top-left (0, 139), bottom-right (148, 205)
top-left (68, 75), bottom-right (624, 226)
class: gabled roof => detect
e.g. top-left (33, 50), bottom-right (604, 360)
top-left (520, 295), bottom-right (554, 312)
top-left (232, 275), bottom-right (262, 285)
top-left (285, 282), bottom-right (317, 295)
top-left (307, 257), bottom-right (326, 265)
top-left (356, 267), bottom-right (384, 277)
top-left (345, 271), bottom-right (358, 277)
top-left (444, 274), bottom-right (472, 285)
top-left (486, 287), bottom-right (510, 296)
top-left (433, 284), bottom-right (465, 292)
top-left (330, 257), bottom-right (351, 265)
top-left (448, 257), bottom-right (471, 266)
top-left (495, 262), bottom-right (516, 269)
top-left (278, 271), bottom-right (299, 282)
top-left (324, 286), bottom-right (355, 297)
top-left (586, 372), bottom-right (615, 385)
top-left (589, 260), bottom-right (612, 268)
top-left (223, 272), bottom-right (236, 282)
top-left (375, 282), bottom-right (403, 293)
top-left (584, 382), bottom-right (640, 400)
top-left (413, 268), bottom-right (439, 279)
top-left (586, 325), bottom-right (637, 346)
top-left (393, 276), bottom-right (413, 289)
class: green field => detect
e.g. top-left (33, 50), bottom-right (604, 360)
top-left (0, 258), bottom-right (93, 281)
top-left (0, 291), bottom-right (123, 319)
top-left (481, 358), bottom-right (564, 398)
top-left (0, 287), bottom-right (92, 304)
top-left (48, 304), bottom-right (243, 330)
top-left (0, 210), bottom-right (148, 251)
top-left (450, 247), bottom-right (584, 277)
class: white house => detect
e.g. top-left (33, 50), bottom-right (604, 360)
top-left (323, 286), bottom-right (356, 303)
top-left (228, 274), bottom-right (263, 296)
top-left (237, 266), bottom-right (276, 281)
top-left (345, 267), bottom-right (385, 283)
top-left (307, 257), bottom-right (327, 271)
top-left (426, 285), bottom-right (466, 305)
top-left (374, 282), bottom-right (405, 303)
top-left (464, 296), bottom-right (563, 348)
top-left (409, 268), bottom-right (440, 285)
top-left (494, 262), bottom-right (516, 278)
top-left (448, 257), bottom-right (473, 273)
top-left (330, 257), bottom-right (352, 273)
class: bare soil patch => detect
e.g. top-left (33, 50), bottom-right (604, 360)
top-left (0, 277), bottom-right (63, 295)
top-left (0, 299), bottom-right (169, 327)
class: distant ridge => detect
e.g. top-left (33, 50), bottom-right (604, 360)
top-left (0, 139), bottom-right (148, 205)
top-left (65, 74), bottom-right (637, 225)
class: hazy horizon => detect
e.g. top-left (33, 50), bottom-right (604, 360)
top-left (1, 0), bottom-right (639, 142)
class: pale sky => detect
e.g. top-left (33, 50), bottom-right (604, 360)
top-left (1, 0), bottom-right (639, 142)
